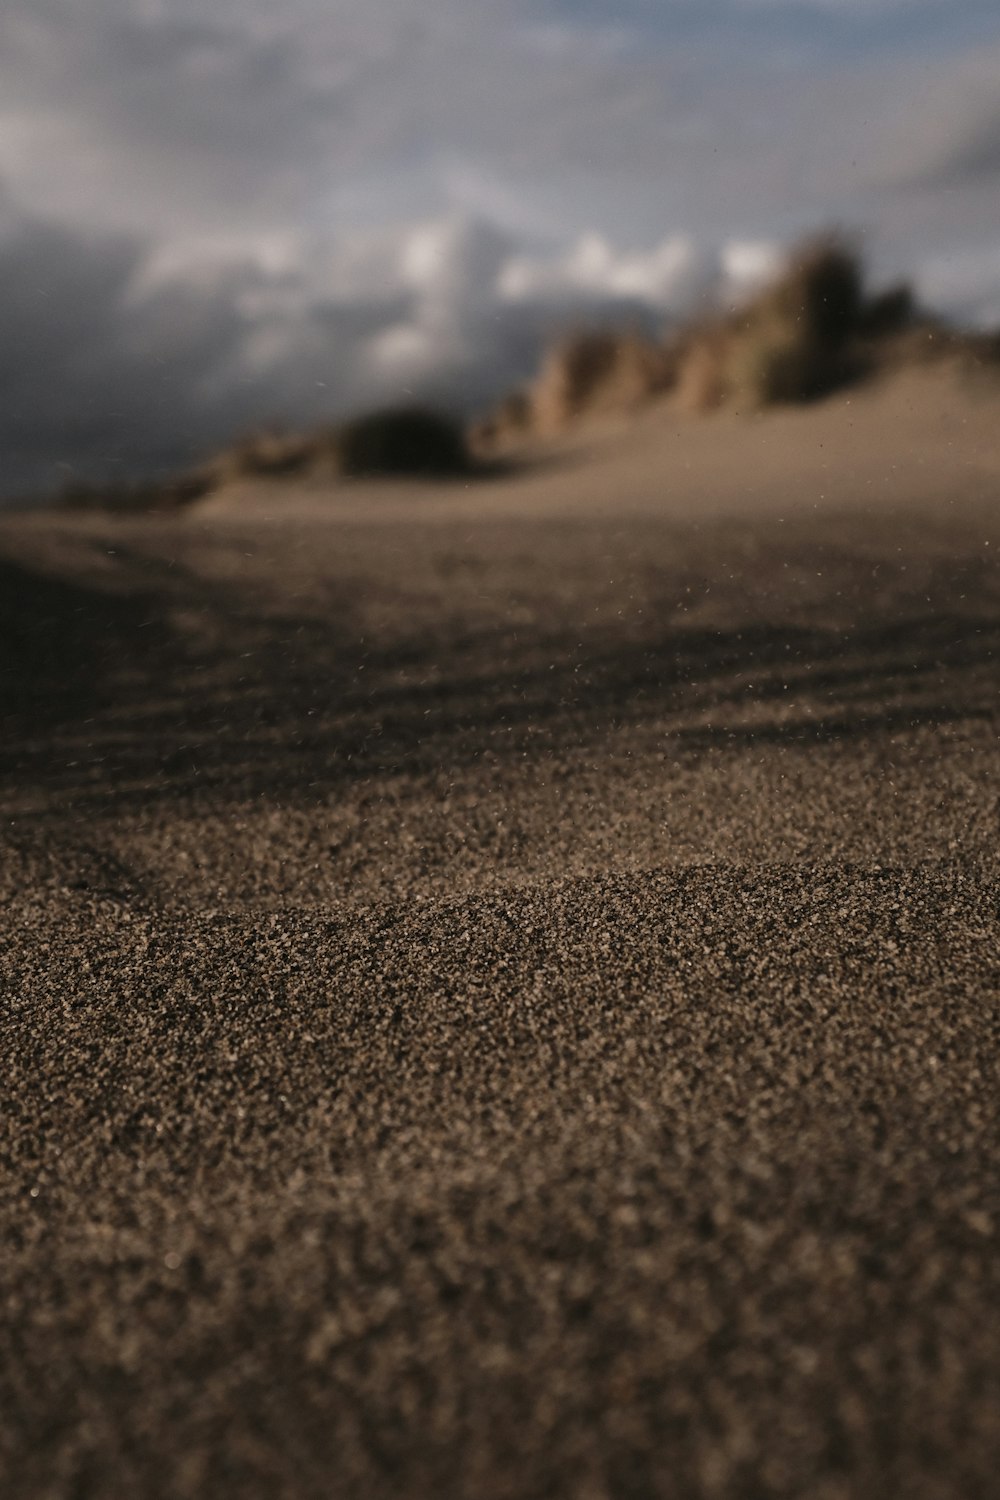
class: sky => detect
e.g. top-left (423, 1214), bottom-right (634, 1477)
top-left (1, 0), bottom-right (1000, 497)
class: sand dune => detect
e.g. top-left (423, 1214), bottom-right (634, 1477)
top-left (197, 359), bottom-right (1000, 525)
top-left (1, 364), bottom-right (998, 1499)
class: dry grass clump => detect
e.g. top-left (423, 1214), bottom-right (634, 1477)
top-left (531, 330), bottom-right (673, 434)
top-left (205, 429), bottom-right (330, 485)
top-left (672, 323), bottom-right (730, 414)
top-left (58, 429), bottom-right (334, 511)
top-left (685, 237), bottom-right (867, 411)
top-left (335, 406), bottom-right (470, 479)
top-left (474, 328), bottom-right (673, 451)
top-left (670, 237), bottom-right (981, 414)
top-left (469, 389), bottom-right (533, 452)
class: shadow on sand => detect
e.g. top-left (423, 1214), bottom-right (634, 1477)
top-left (0, 558), bottom-right (174, 727)
top-left (2, 549), bottom-right (996, 816)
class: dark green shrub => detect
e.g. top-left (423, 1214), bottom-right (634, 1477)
top-left (336, 407), bottom-right (470, 479)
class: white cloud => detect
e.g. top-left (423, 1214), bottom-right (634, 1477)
top-left (398, 218), bottom-right (512, 314)
top-left (499, 232), bottom-right (712, 310)
top-left (720, 240), bottom-right (788, 299)
top-left (497, 230), bottom-right (798, 316)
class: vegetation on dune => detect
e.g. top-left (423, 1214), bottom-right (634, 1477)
top-left (469, 388), bottom-right (533, 451)
top-left (474, 235), bottom-right (892, 440)
top-left (470, 328), bottom-right (677, 449)
top-left (476, 231), bottom-right (1000, 440)
top-left (205, 428), bottom-right (331, 484)
top-left (667, 237), bottom-right (875, 413)
top-left (335, 406), bottom-right (470, 479)
top-left (672, 324), bottom-right (730, 415)
top-left (202, 408), bottom-right (469, 489)
top-left (531, 330), bottom-right (674, 434)
top-left (54, 407), bottom-right (470, 511)
top-left (719, 237), bottom-right (865, 406)
top-left (669, 239), bottom-right (994, 413)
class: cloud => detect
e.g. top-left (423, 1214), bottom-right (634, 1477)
top-left (914, 242), bottom-right (1000, 328)
top-left (720, 240), bottom-right (788, 296)
top-left (498, 232), bottom-right (711, 309)
top-left (2, 0), bottom-right (998, 264)
top-left (0, 215), bottom-right (246, 496)
top-left (947, 112), bottom-right (1000, 184)
top-left (904, 99), bottom-right (1000, 190)
top-left (855, 40), bottom-right (1000, 191)
top-left (0, 208), bottom-right (417, 498)
top-left (0, 4), bottom-right (352, 234)
top-left (2, 0), bottom-right (982, 246)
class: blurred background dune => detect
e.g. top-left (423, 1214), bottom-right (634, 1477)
top-left (2, 0), bottom-right (1000, 501)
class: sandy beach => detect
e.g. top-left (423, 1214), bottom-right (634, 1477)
top-left (2, 367), bottom-right (998, 1499)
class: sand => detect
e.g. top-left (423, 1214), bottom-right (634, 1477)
top-left (1, 366), bottom-right (999, 1499)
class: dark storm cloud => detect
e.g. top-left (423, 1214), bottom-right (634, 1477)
top-left (0, 216), bottom-right (247, 496)
top-left (0, 210), bottom-right (427, 498)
